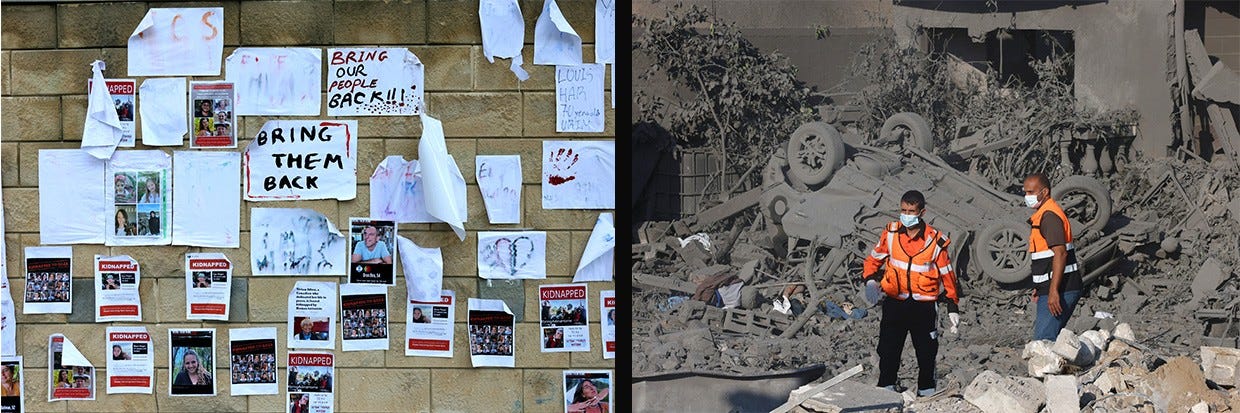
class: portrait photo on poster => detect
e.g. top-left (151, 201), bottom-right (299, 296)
top-left (48, 334), bottom-right (95, 401)
top-left (94, 255), bottom-right (142, 322)
top-left (406, 290), bottom-right (454, 358)
top-left (168, 329), bottom-right (216, 397)
top-left (539, 284), bottom-right (590, 353)
top-left (105, 327), bottom-right (154, 394)
top-left (287, 281), bottom-right (337, 350)
top-left (188, 81), bottom-right (237, 148)
top-left (1, 356), bottom-right (23, 412)
top-left (348, 218), bottom-right (396, 285)
top-left (563, 370), bottom-right (613, 413)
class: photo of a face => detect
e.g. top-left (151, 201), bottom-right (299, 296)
top-left (114, 173), bottom-right (137, 204)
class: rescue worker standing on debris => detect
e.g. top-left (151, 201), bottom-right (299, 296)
top-left (1024, 173), bottom-right (1083, 341)
top-left (862, 190), bottom-right (960, 397)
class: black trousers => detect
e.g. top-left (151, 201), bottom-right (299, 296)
top-left (876, 298), bottom-right (938, 391)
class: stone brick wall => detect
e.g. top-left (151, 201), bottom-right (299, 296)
top-left (1, 1), bottom-right (615, 412)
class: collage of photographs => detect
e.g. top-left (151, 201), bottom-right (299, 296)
top-left (112, 171), bottom-right (163, 237)
top-left (468, 324), bottom-right (514, 357)
top-left (341, 308), bottom-right (388, 340)
top-left (23, 271), bottom-right (69, 303)
top-left (230, 353), bottom-right (276, 385)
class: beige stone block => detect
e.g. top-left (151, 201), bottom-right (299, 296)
top-left (1, 5), bottom-right (57, 50)
top-left (9, 276), bottom-right (70, 325)
top-left (18, 142), bottom-right (79, 187)
top-left (123, 245), bottom-right (192, 279)
top-left (70, 245), bottom-right (110, 279)
top-left (522, 91), bottom-right (616, 137)
top-left (1, 142), bottom-right (18, 186)
top-left (472, 46), bottom-right (519, 91)
top-left (523, 186), bottom-right (610, 229)
top-left (335, 341), bottom-right (386, 368)
top-left (156, 278), bottom-right (188, 323)
top-left (201, 244), bottom-right (252, 278)
top-left (427, 92), bottom-right (523, 137)
top-left (384, 323), bottom-right (473, 369)
top-left (10, 49), bottom-right (105, 96)
top-left (411, 46), bottom-right (472, 91)
top-left (430, 369), bottom-right (523, 412)
top-left (357, 117), bottom-right (421, 139)
top-left (60, 95), bottom-right (86, 142)
top-left (21, 323), bottom-right (106, 369)
top-left (65, 374), bottom-right (158, 411)
top-left (521, 0), bottom-right (596, 43)
top-left (337, 186), bottom-right (370, 231)
top-left (3, 96), bottom-right (61, 141)
top-left (334, 0), bottom-right (427, 45)
top-left (3, 188), bottom-right (39, 232)
top-left (57, 2), bottom-right (148, 48)
top-left (523, 369), bottom-right (565, 413)
top-left (427, 0), bottom-right (481, 44)
top-left (152, 368), bottom-right (248, 411)
top-left (516, 48), bottom-right (555, 91)
top-left (516, 320), bottom-right (570, 368)
top-left (97, 48), bottom-right (130, 84)
top-left (569, 324), bottom-right (615, 368)
top-left (355, 139), bottom-right (386, 185)
top-left (338, 368), bottom-right (431, 412)
top-left (4, 235), bottom-right (19, 273)
top-left (239, 1), bottom-right (333, 46)
top-left (2, 51), bottom-right (10, 95)
top-left (476, 138), bottom-right (543, 184)
top-left (20, 368), bottom-right (67, 413)
top-left (449, 139), bottom-right (478, 184)
top-left (545, 231), bottom-right (572, 277)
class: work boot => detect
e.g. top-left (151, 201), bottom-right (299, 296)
top-left (917, 387), bottom-right (936, 397)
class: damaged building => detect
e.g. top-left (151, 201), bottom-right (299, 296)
top-left (633, 1), bottom-right (1240, 412)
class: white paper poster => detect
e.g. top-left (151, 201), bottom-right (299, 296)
top-left (539, 284), bottom-right (589, 352)
top-left (1, 356), bottom-right (23, 411)
top-left (406, 290), bottom-right (454, 358)
top-left (288, 281), bottom-right (337, 350)
top-left (226, 48), bottom-right (323, 116)
top-left (479, 0), bottom-right (529, 80)
top-left (87, 78), bottom-right (137, 147)
top-left (94, 255), bottom-right (142, 322)
top-left (251, 208), bottom-right (347, 276)
top-left (105, 327), bottom-right (154, 394)
top-left (139, 77), bottom-right (189, 146)
top-left (48, 334), bottom-right (95, 401)
top-left (348, 218), bottom-right (396, 285)
top-left (574, 213), bottom-right (615, 282)
top-left (229, 327), bottom-right (278, 396)
top-left (243, 120), bottom-right (359, 201)
top-left (186, 253), bottom-right (232, 321)
top-left (189, 81), bottom-right (237, 148)
top-left (542, 141), bottom-right (616, 209)
top-left (418, 114), bottom-right (468, 240)
top-left (477, 231), bottom-right (547, 280)
top-left (476, 155), bottom-right (522, 224)
top-left (467, 298), bottom-right (515, 368)
top-left (327, 48), bottom-right (424, 116)
top-left (340, 284), bottom-right (389, 352)
top-left (534, 0), bottom-right (582, 65)
top-left (369, 156), bottom-right (466, 224)
top-left (556, 64), bottom-right (606, 133)
top-left (107, 150), bottom-right (172, 246)
top-left (600, 290), bottom-right (615, 360)
top-left (564, 371), bottom-right (613, 413)
top-left (39, 149), bottom-right (107, 244)
top-left (1, 278), bottom-right (14, 356)
top-left (595, 0), bottom-right (615, 64)
top-left (287, 352), bottom-right (334, 413)
top-left (173, 151), bottom-right (241, 247)
top-left (398, 236), bottom-right (443, 303)
top-left (169, 328), bottom-right (216, 396)
top-left (82, 61), bottom-right (126, 159)
top-left (128, 7), bottom-right (224, 76)
top-left (23, 246), bottom-right (72, 314)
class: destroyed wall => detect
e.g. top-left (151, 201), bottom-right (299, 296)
top-left (1189, 1), bottom-right (1240, 75)
top-left (0, 1), bottom-right (615, 412)
top-left (890, 1), bottom-right (1177, 157)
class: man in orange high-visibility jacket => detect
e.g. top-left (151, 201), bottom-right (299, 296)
top-left (862, 190), bottom-right (961, 397)
top-left (1023, 173), bottom-right (1083, 341)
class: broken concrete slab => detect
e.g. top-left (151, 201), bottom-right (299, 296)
top-left (1191, 258), bottom-right (1229, 304)
top-left (1044, 375), bottom-right (1080, 413)
top-left (1192, 61), bottom-right (1240, 105)
top-left (1051, 329), bottom-right (1099, 366)
top-left (1113, 322), bottom-right (1136, 341)
top-left (1080, 329), bottom-right (1111, 353)
top-left (1201, 346), bottom-right (1240, 387)
top-left (1023, 340), bottom-right (1064, 378)
top-left (964, 370), bottom-right (1044, 413)
top-left (789, 379), bottom-right (904, 413)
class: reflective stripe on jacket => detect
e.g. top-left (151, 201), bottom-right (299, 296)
top-left (862, 222), bottom-right (959, 303)
top-left (1029, 198), bottom-right (1081, 285)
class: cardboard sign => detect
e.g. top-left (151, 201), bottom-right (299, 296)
top-left (243, 120), bottom-right (359, 201)
top-left (327, 48), bottom-right (424, 116)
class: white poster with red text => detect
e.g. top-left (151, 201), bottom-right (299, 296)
top-left (105, 326), bottom-right (154, 394)
top-left (185, 253), bottom-right (232, 320)
top-left (405, 290), bottom-right (454, 358)
top-left (539, 284), bottom-right (589, 353)
top-left (287, 351), bottom-right (334, 413)
top-left (601, 290), bottom-right (615, 360)
top-left (95, 255), bottom-right (142, 322)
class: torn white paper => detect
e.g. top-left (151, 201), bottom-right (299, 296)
top-left (1, 279), bottom-right (14, 356)
top-left (173, 151), bottom-right (241, 248)
top-left (542, 140), bottom-right (615, 209)
top-left (94, 255), bottom-right (142, 322)
top-left (39, 149), bottom-right (107, 244)
top-left (406, 290), bottom-right (454, 358)
top-left (106, 327), bottom-right (154, 394)
top-left (574, 213), bottom-right (615, 282)
top-left (476, 155), bottom-right (522, 224)
top-left (83, 61), bottom-right (126, 159)
top-left (327, 48), bottom-right (425, 116)
top-left (106, 150), bottom-right (172, 246)
top-left (250, 208), bottom-right (346, 276)
top-left (243, 120), bottom-right (359, 201)
top-left (128, 8), bottom-right (224, 76)
top-left (186, 253), bottom-right (232, 321)
top-left (226, 48), bottom-right (323, 116)
top-left (601, 290), bottom-right (615, 359)
top-left (478, 231), bottom-right (547, 280)
top-left (139, 77), bottom-right (189, 146)
top-left (479, 0), bottom-right (529, 80)
top-left (369, 156), bottom-right (467, 224)
top-left (534, 0), bottom-right (582, 65)
top-left (340, 284), bottom-right (389, 352)
top-left (468, 298), bottom-right (515, 368)
top-left (556, 64), bottom-right (606, 133)
top-left (88, 78), bottom-right (137, 147)
top-left (48, 334), bottom-right (95, 401)
top-left (229, 327), bottom-right (278, 396)
top-left (595, 0), bottom-right (615, 64)
top-left (23, 246), bottom-right (72, 314)
top-left (288, 281), bottom-right (337, 350)
top-left (418, 114), bottom-right (468, 240)
top-left (397, 235), bottom-right (443, 303)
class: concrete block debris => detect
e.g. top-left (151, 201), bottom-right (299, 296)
top-left (963, 370), bottom-right (1044, 413)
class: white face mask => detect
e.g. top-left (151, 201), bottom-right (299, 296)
top-left (1025, 194), bottom-right (1041, 209)
top-left (899, 213), bottom-right (920, 227)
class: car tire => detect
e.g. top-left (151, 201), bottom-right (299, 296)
top-left (973, 219), bottom-right (1032, 284)
top-left (1052, 175), bottom-right (1112, 237)
top-left (878, 112), bottom-right (934, 153)
top-left (786, 122), bottom-right (846, 187)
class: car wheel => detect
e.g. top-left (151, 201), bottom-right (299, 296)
top-left (786, 122), bottom-right (846, 187)
top-left (1052, 175), bottom-right (1112, 237)
top-left (878, 112), bottom-right (934, 153)
top-left (973, 219), bottom-right (1031, 283)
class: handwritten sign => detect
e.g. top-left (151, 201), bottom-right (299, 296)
top-left (127, 8), bottom-right (224, 76)
top-left (327, 48), bottom-right (424, 116)
top-left (556, 64), bottom-right (605, 133)
top-left (225, 48), bottom-right (322, 116)
top-left (476, 155), bottom-right (522, 224)
top-left (243, 120), bottom-right (358, 201)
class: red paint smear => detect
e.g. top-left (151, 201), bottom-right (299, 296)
top-left (548, 175), bottom-right (576, 186)
top-left (320, 122), bottom-right (352, 154)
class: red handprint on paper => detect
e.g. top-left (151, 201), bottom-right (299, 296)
top-left (547, 147), bottom-right (580, 186)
